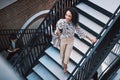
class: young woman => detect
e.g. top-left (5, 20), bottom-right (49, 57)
top-left (55, 7), bottom-right (97, 74)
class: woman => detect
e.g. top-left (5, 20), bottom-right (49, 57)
top-left (55, 8), bottom-right (97, 74)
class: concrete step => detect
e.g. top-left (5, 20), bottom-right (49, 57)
top-left (74, 37), bottom-right (90, 54)
top-left (45, 46), bottom-right (77, 73)
top-left (33, 63), bottom-right (58, 80)
top-left (39, 55), bottom-right (70, 80)
top-left (88, 0), bottom-right (120, 14)
top-left (76, 2), bottom-right (110, 24)
top-left (78, 14), bottom-right (103, 34)
top-left (27, 72), bottom-right (42, 80)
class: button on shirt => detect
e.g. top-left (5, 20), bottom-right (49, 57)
top-left (56, 19), bottom-right (86, 39)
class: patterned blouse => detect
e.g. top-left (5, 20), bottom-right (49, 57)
top-left (56, 19), bottom-right (86, 39)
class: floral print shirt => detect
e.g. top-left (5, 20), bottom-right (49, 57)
top-left (56, 19), bottom-right (86, 39)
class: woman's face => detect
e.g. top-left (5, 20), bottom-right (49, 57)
top-left (65, 10), bottom-right (72, 23)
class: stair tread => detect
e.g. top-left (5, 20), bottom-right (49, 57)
top-left (27, 72), bottom-right (42, 80)
top-left (33, 63), bottom-right (58, 80)
top-left (76, 2), bottom-right (110, 24)
top-left (70, 50), bottom-right (83, 64)
top-left (45, 46), bottom-right (77, 73)
top-left (74, 37), bottom-right (90, 54)
top-left (79, 14), bottom-right (103, 34)
top-left (39, 55), bottom-right (70, 80)
top-left (98, 62), bottom-right (108, 75)
top-left (89, 0), bottom-right (120, 14)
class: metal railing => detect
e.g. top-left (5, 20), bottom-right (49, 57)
top-left (1, 0), bottom-right (119, 79)
top-left (0, 29), bottom-right (37, 51)
top-left (69, 5), bottom-right (120, 80)
top-left (99, 41), bottom-right (120, 79)
top-left (11, 0), bottom-right (83, 77)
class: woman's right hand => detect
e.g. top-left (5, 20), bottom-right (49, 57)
top-left (55, 28), bottom-right (60, 36)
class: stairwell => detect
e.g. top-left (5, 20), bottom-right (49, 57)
top-left (26, 0), bottom-right (120, 80)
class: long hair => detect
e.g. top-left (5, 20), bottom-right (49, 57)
top-left (9, 33), bottom-right (17, 40)
top-left (64, 7), bottom-right (79, 26)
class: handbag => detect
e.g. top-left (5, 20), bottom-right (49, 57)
top-left (52, 32), bottom-right (60, 48)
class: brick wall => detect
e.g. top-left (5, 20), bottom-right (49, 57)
top-left (0, 0), bottom-right (55, 29)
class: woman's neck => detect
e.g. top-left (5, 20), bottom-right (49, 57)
top-left (65, 20), bottom-right (71, 25)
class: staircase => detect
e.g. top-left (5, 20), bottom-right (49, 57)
top-left (26, 0), bottom-right (120, 80)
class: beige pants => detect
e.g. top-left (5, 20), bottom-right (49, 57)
top-left (60, 37), bottom-right (74, 64)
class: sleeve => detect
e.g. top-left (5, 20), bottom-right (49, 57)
top-left (56, 19), bottom-right (65, 29)
top-left (75, 25), bottom-right (86, 39)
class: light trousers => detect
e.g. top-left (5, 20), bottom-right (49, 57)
top-left (60, 37), bottom-right (74, 64)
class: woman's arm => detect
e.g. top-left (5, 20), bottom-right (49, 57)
top-left (76, 25), bottom-right (97, 43)
top-left (86, 35), bottom-right (97, 43)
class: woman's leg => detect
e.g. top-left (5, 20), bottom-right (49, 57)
top-left (63, 43), bottom-right (73, 74)
top-left (64, 43), bottom-right (73, 64)
top-left (60, 41), bottom-right (66, 64)
top-left (60, 38), bottom-right (74, 74)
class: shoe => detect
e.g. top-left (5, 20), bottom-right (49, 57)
top-left (64, 63), bottom-right (67, 74)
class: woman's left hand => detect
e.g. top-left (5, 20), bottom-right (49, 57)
top-left (91, 37), bottom-right (97, 43)
top-left (86, 35), bottom-right (97, 43)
